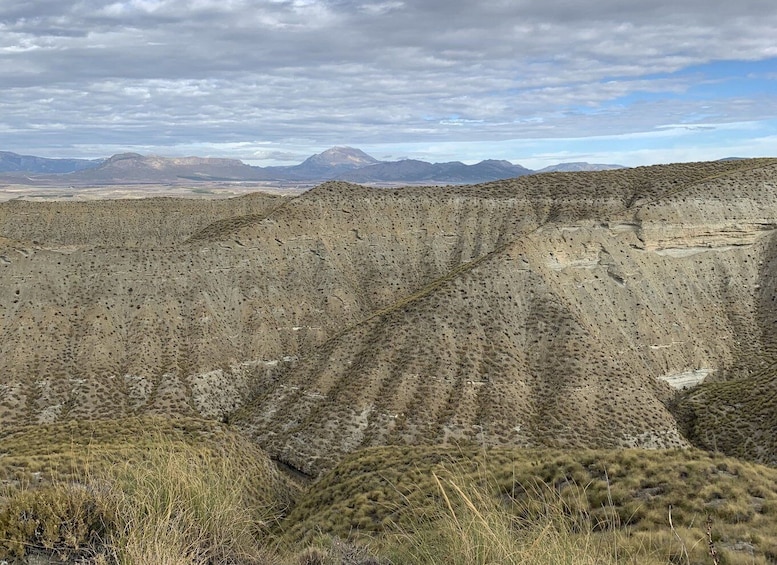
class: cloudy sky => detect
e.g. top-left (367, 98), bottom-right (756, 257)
top-left (1, 0), bottom-right (776, 168)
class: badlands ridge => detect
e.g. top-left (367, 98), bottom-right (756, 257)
top-left (2, 158), bottom-right (777, 476)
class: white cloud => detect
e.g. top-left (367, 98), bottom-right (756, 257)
top-left (0, 0), bottom-right (776, 163)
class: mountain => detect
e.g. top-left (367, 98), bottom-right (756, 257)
top-left (64, 152), bottom-right (275, 183)
top-left (336, 158), bottom-right (438, 182)
top-left (298, 146), bottom-right (379, 172)
top-left (0, 147), bottom-right (621, 186)
top-left (0, 151), bottom-right (103, 174)
top-left (534, 162), bottom-right (624, 173)
top-left (263, 146), bottom-right (381, 181)
top-left (338, 158), bottom-right (532, 183)
top-left (469, 158), bottom-right (534, 178)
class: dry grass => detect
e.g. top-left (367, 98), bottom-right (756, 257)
top-left (282, 445), bottom-right (777, 564)
top-left (4, 428), bottom-right (777, 564)
top-left (385, 471), bottom-right (626, 565)
top-left (104, 442), bottom-right (279, 565)
top-left (0, 482), bottom-right (113, 559)
top-left (0, 417), bottom-right (293, 563)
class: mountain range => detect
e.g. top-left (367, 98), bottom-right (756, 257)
top-left (0, 146), bottom-right (622, 186)
top-left (0, 151), bottom-right (104, 174)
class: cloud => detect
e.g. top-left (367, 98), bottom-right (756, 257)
top-left (0, 0), bottom-right (776, 162)
top-left (249, 148), bottom-right (306, 162)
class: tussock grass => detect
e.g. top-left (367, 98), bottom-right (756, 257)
top-left (283, 445), bottom-right (777, 564)
top-left (0, 417), bottom-right (292, 563)
top-left (385, 471), bottom-right (625, 565)
top-left (105, 442), bottom-right (279, 565)
top-left (0, 482), bottom-right (113, 559)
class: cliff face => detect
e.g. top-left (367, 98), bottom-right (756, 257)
top-left (2, 159), bottom-right (777, 474)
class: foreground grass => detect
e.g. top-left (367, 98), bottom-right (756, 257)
top-left (384, 472), bottom-right (625, 565)
top-left (106, 443), bottom-right (282, 564)
top-left (0, 418), bottom-right (293, 563)
top-left (284, 445), bottom-right (777, 564)
top-left (3, 422), bottom-right (777, 564)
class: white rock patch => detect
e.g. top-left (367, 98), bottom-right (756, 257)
top-left (658, 368), bottom-right (712, 389)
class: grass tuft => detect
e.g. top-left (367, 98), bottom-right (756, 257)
top-left (0, 418), bottom-right (291, 564)
top-left (104, 441), bottom-right (278, 565)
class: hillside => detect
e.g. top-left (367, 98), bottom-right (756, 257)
top-left (1, 159), bottom-right (777, 478)
top-left (0, 192), bottom-right (284, 247)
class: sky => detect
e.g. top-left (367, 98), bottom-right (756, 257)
top-left (1, 0), bottom-right (776, 169)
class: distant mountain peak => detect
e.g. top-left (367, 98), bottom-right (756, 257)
top-left (534, 162), bottom-right (625, 174)
top-left (303, 147), bottom-right (380, 168)
top-left (106, 152), bottom-right (144, 162)
top-left (478, 159), bottom-right (515, 166)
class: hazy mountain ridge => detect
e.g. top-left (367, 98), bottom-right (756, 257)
top-left (337, 157), bottom-right (533, 183)
top-left (0, 146), bottom-right (622, 186)
top-left (60, 152), bottom-right (269, 183)
top-left (0, 151), bottom-right (104, 174)
top-left (535, 161), bottom-right (623, 173)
